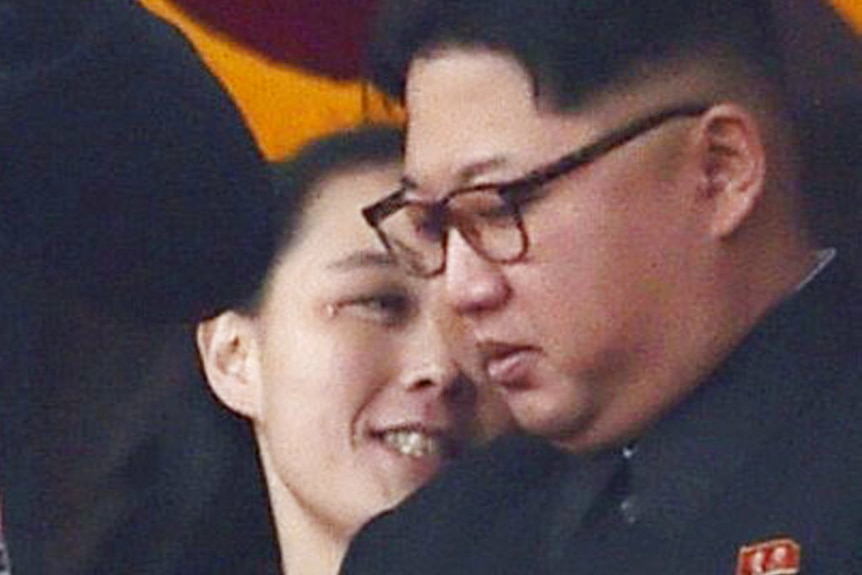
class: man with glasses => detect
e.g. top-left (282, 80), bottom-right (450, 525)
top-left (341, 0), bottom-right (862, 574)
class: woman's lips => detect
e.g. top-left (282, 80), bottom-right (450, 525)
top-left (365, 424), bottom-right (460, 487)
top-left (369, 423), bottom-right (462, 460)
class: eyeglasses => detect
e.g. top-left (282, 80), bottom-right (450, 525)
top-left (363, 103), bottom-right (712, 277)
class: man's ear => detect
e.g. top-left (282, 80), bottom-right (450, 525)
top-left (196, 311), bottom-right (261, 420)
top-left (697, 104), bottom-right (767, 239)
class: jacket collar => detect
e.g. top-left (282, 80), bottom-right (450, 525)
top-left (627, 254), bottom-right (859, 538)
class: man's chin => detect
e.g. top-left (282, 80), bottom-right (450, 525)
top-left (507, 397), bottom-right (592, 448)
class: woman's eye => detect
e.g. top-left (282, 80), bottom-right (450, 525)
top-left (339, 293), bottom-right (412, 325)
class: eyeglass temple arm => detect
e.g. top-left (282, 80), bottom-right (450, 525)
top-left (531, 103), bottom-right (713, 185)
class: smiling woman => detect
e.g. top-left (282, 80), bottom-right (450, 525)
top-left (195, 125), bottom-right (511, 575)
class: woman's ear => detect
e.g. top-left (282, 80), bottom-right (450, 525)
top-left (196, 311), bottom-right (262, 420)
top-left (697, 103), bottom-right (767, 239)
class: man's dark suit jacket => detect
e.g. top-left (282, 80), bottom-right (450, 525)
top-left (341, 258), bottom-right (862, 575)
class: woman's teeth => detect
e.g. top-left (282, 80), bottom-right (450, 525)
top-left (382, 429), bottom-right (440, 458)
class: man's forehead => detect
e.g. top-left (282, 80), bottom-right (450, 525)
top-left (404, 48), bottom-right (538, 119)
top-left (402, 52), bottom-right (624, 195)
top-left (402, 50), bottom-right (552, 193)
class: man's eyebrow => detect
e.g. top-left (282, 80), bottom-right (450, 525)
top-left (458, 156), bottom-right (510, 184)
top-left (401, 155), bottom-right (511, 193)
top-left (326, 250), bottom-right (398, 271)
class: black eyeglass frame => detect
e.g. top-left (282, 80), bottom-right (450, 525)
top-left (363, 102), bottom-right (713, 277)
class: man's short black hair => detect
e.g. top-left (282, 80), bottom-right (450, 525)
top-left (368, 0), bottom-right (787, 110)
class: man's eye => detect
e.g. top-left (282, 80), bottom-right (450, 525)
top-left (499, 182), bottom-right (548, 211)
top-left (411, 206), bottom-right (446, 241)
top-left (475, 201), bottom-right (514, 221)
top-left (456, 192), bottom-right (512, 224)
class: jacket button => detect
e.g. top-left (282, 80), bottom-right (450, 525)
top-left (619, 494), bottom-right (639, 525)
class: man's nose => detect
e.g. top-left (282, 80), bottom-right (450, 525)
top-left (443, 230), bottom-right (511, 318)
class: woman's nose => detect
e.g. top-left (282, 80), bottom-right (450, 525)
top-left (402, 366), bottom-right (475, 408)
top-left (399, 316), bottom-right (476, 406)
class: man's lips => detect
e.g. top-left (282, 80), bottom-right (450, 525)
top-left (478, 341), bottom-right (538, 388)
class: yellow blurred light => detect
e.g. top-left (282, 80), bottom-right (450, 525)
top-left (140, 0), bottom-right (403, 160)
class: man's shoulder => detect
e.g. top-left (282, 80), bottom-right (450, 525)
top-left (342, 433), bottom-right (566, 573)
top-left (390, 432), bottom-right (565, 524)
top-left (746, 254), bottom-right (861, 381)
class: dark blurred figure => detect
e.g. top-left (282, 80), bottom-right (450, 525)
top-left (772, 0), bottom-right (862, 278)
top-left (1, 0), bottom-right (280, 573)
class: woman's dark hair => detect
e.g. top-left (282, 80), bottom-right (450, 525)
top-left (240, 123), bottom-right (404, 312)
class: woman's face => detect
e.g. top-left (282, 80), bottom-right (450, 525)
top-left (234, 162), bottom-right (508, 540)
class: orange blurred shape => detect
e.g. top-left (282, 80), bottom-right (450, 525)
top-left (141, 0), bottom-right (856, 161)
top-left (140, 0), bottom-right (403, 161)
top-left (829, 0), bottom-right (862, 33)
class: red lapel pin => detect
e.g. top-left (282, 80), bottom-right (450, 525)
top-left (736, 538), bottom-right (801, 575)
